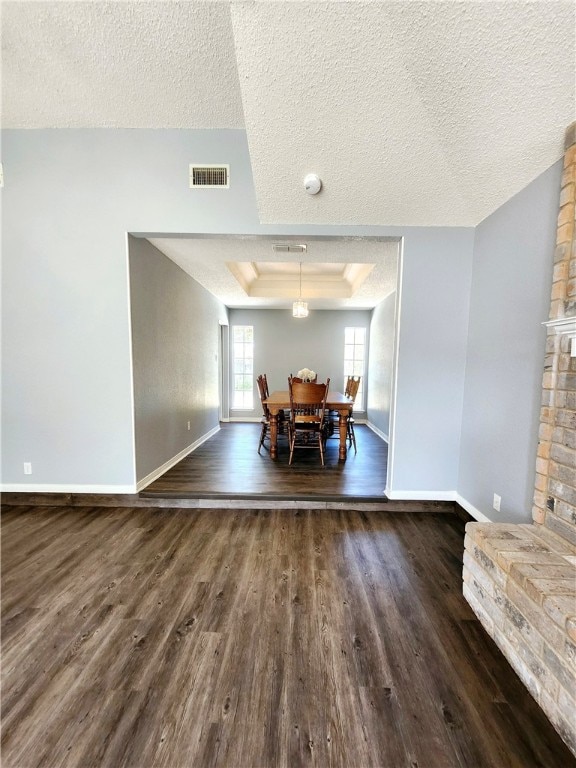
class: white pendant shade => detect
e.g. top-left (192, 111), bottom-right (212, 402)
top-left (292, 300), bottom-right (309, 318)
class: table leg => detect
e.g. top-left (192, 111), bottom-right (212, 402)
top-left (338, 410), bottom-right (348, 461)
top-left (269, 411), bottom-right (279, 459)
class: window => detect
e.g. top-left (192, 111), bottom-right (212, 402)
top-left (232, 325), bottom-right (254, 409)
top-left (344, 327), bottom-right (366, 408)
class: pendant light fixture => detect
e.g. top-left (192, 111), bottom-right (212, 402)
top-left (292, 262), bottom-right (309, 318)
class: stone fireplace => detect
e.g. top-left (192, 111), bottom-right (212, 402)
top-left (463, 122), bottom-right (576, 756)
top-left (534, 121), bottom-right (576, 541)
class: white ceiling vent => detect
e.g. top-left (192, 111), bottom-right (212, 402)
top-left (272, 243), bottom-right (307, 253)
top-left (189, 164), bottom-right (229, 188)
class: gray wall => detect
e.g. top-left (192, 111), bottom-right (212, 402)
top-left (388, 230), bottom-right (474, 496)
top-left (2, 127), bottom-right (475, 495)
top-left (227, 308), bottom-right (372, 418)
top-left (367, 292), bottom-right (397, 439)
top-left (1, 128), bottom-right (258, 491)
top-left (458, 161), bottom-right (562, 522)
top-left (129, 237), bottom-right (227, 483)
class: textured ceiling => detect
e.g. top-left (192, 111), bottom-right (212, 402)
top-left (231, 1), bottom-right (575, 226)
top-left (227, 261), bottom-right (376, 300)
top-left (146, 237), bottom-right (399, 310)
top-left (2, 0), bottom-right (574, 235)
top-left (1, 1), bottom-right (244, 129)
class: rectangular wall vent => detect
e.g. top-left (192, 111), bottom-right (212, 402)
top-left (189, 164), bottom-right (229, 188)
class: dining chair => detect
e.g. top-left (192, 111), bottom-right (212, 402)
top-left (256, 373), bottom-right (286, 454)
top-left (288, 378), bottom-right (330, 466)
top-left (345, 375), bottom-right (361, 400)
top-left (328, 375), bottom-right (361, 452)
top-left (259, 372), bottom-right (270, 399)
top-left (290, 373), bottom-right (318, 383)
top-left (344, 375), bottom-right (361, 452)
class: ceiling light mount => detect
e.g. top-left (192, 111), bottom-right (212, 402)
top-left (293, 262), bottom-right (309, 319)
top-left (304, 174), bottom-right (322, 195)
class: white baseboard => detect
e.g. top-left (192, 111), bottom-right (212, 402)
top-left (385, 489), bottom-right (458, 501)
top-left (1, 483), bottom-right (137, 494)
top-left (365, 421), bottom-right (389, 443)
top-left (0, 427), bottom-right (222, 496)
top-left (228, 416), bottom-right (261, 423)
top-left (383, 489), bottom-right (493, 522)
top-left (136, 425), bottom-right (220, 491)
top-left (454, 493), bottom-right (493, 523)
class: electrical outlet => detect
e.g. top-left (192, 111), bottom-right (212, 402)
top-left (24, 462), bottom-right (32, 475)
top-left (493, 493), bottom-right (501, 512)
top-left (187, 421), bottom-right (191, 430)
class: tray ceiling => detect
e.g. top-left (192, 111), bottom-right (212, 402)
top-left (147, 237), bottom-right (399, 310)
top-left (2, 0), bottom-right (574, 227)
top-left (227, 261), bottom-right (376, 300)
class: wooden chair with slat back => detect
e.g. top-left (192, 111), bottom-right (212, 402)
top-left (345, 375), bottom-right (361, 400)
top-left (289, 373), bottom-right (318, 383)
top-left (344, 375), bottom-right (361, 452)
top-left (329, 375), bottom-right (361, 452)
top-left (288, 377), bottom-right (330, 466)
top-left (256, 373), bottom-right (286, 454)
top-left (259, 372), bottom-right (270, 399)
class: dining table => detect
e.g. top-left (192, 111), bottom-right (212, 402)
top-left (263, 390), bottom-right (353, 460)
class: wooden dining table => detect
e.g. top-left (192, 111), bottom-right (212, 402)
top-left (263, 390), bottom-right (353, 460)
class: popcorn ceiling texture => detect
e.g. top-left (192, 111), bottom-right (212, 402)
top-left (2, 1), bottom-right (575, 227)
top-left (147, 237), bottom-right (400, 310)
top-left (1, 1), bottom-right (245, 129)
top-left (231, 1), bottom-right (574, 226)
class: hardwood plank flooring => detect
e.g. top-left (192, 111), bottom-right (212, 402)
top-left (142, 423), bottom-right (388, 500)
top-left (2, 504), bottom-right (574, 768)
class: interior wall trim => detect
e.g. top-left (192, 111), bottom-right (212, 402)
top-left (384, 489), bottom-right (492, 523)
top-left (135, 425), bottom-right (220, 491)
top-left (385, 237), bottom-right (404, 498)
top-left (385, 489), bottom-right (457, 502)
top-left (365, 421), bottom-right (389, 443)
top-left (0, 483), bottom-right (137, 494)
top-left (454, 493), bottom-right (492, 523)
top-left (125, 232), bottom-right (138, 492)
top-left (384, 491), bottom-right (492, 523)
top-left (228, 417), bottom-right (261, 423)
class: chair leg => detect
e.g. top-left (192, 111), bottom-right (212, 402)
top-left (348, 421), bottom-right (357, 453)
top-left (258, 422), bottom-right (267, 454)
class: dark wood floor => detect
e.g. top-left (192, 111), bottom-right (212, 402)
top-left (142, 422), bottom-right (388, 500)
top-left (2, 504), bottom-right (574, 768)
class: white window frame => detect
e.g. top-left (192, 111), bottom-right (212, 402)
top-left (231, 325), bottom-right (254, 410)
top-left (344, 327), bottom-right (366, 409)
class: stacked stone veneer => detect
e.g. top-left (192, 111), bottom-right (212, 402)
top-left (464, 122), bottom-right (576, 757)
top-left (534, 120), bottom-right (576, 539)
top-left (464, 524), bottom-right (576, 753)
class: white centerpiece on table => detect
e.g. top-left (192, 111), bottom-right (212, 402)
top-left (296, 368), bottom-right (316, 382)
